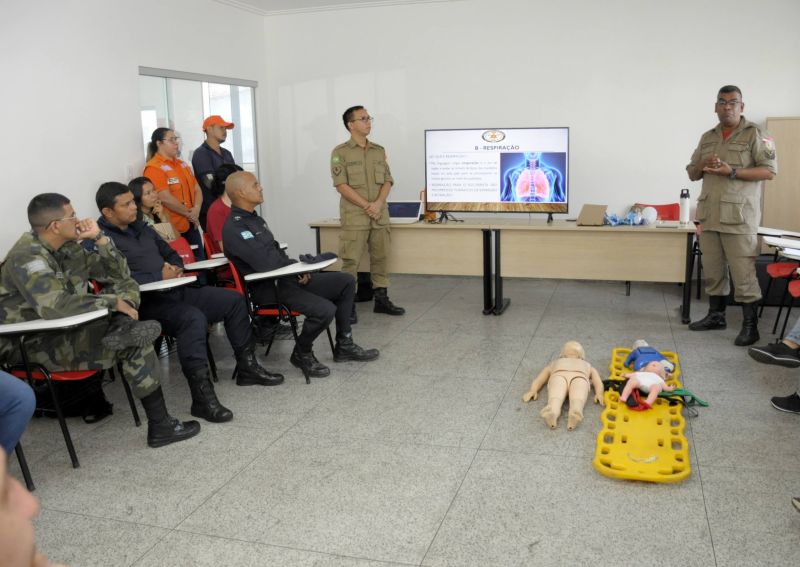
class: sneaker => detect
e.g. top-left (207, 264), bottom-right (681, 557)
top-left (748, 341), bottom-right (800, 368)
top-left (770, 392), bottom-right (800, 414)
top-left (102, 315), bottom-right (161, 350)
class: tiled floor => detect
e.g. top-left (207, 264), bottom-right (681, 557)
top-left (10, 275), bottom-right (800, 566)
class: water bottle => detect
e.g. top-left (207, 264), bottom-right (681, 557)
top-left (679, 188), bottom-right (690, 226)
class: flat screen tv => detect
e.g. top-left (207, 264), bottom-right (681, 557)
top-left (425, 127), bottom-right (569, 214)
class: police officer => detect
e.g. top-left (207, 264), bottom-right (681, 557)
top-left (95, 182), bottom-right (285, 423)
top-left (687, 85), bottom-right (778, 346)
top-left (0, 193), bottom-right (200, 448)
top-left (222, 171), bottom-right (379, 378)
top-left (331, 106), bottom-right (405, 323)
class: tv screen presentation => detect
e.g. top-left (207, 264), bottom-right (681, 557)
top-left (425, 127), bottom-right (569, 213)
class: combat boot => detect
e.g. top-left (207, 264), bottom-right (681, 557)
top-left (187, 367), bottom-right (233, 422)
top-left (734, 302), bottom-right (760, 346)
top-left (333, 333), bottom-right (379, 362)
top-left (235, 342), bottom-right (284, 386)
top-left (101, 314), bottom-right (162, 350)
top-left (140, 387), bottom-right (201, 448)
top-left (373, 287), bottom-right (405, 316)
top-left (290, 345), bottom-right (330, 377)
top-left (688, 295), bottom-right (727, 331)
top-left (355, 272), bottom-right (374, 302)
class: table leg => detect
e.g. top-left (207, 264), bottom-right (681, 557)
top-left (482, 229), bottom-right (493, 314)
top-left (493, 229), bottom-right (510, 315)
top-left (682, 233), bottom-right (693, 324)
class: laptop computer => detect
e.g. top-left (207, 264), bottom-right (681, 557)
top-left (387, 201), bottom-right (423, 224)
top-left (576, 204), bottom-right (607, 226)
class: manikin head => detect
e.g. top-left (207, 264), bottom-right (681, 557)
top-left (642, 360), bottom-right (667, 379)
top-left (559, 341), bottom-right (585, 360)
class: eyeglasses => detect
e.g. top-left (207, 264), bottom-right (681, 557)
top-left (716, 99), bottom-right (741, 108)
top-left (163, 137), bottom-right (181, 143)
top-left (350, 116), bottom-right (374, 123)
top-left (46, 213), bottom-right (78, 228)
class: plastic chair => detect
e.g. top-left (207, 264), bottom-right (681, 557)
top-left (778, 279), bottom-right (800, 339)
top-left (15, 443), bottom-right (34, 491)
top-left (162, 238), bottom-right (221, 381)
top-left (8, 363), bottom-right (140, 469)
top-left (227, 261), bottom-right (334, 384)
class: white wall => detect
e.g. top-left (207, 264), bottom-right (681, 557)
top-left (0, 0), bottom-right (265, 255)
top-left (261, 0), bottom-right (800, 253)
top-left (1, 0), bottom-right (797, 258)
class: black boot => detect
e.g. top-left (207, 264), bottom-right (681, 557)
top-left (350, 303), bottom-right (358, 325)
top-left (235, 342), bottom-right (284, 386)
top-left (355, 272), bottom-right (374, 302)
top-left (101, 314), bottom-right (162, 350)
top-left (735, 302), bottom-right (760, 346)
top-left (140, 387), bottom-right (201, 448)
top-left (688, 295), bottom-right (727, 331)
top-left (290, 345), bottom-right (330, 377)
top-left (373, 287), bottom-right (405, 316)
top-left (333, 333), bottom-right (379, 362)
top-left (187, 367), bottom-right (233, 422)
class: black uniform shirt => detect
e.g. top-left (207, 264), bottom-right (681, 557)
top-left (97, 217), bottom-right (183, 284)
top-left (222, 205), bottom-right (295, 277)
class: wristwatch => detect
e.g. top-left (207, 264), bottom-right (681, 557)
top-left (92, 231), bottom-right (105, 242)
top-left (729, 168), bottom-right (737, 180)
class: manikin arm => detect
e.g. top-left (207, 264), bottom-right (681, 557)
top-left (589, 367), bottom-right (605, 406)
top-left (522, 365), bottom-right (552, 402)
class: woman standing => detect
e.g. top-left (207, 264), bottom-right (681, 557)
top-left (143, 128), bottom-right (205, 257)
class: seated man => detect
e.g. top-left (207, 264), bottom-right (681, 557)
top-left (95, 182), bottom-right (284, 424)
top-left (0, 193), bottom-right (199, 448)
top-left (222, 171), bottom-right (379, 377)
top-left (748, 315), bottom-right (800, 414)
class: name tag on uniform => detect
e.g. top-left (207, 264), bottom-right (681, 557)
top-left (167, 177), bottom-right (180, 184)
top-left (240, 230), bottom-right (254, 240)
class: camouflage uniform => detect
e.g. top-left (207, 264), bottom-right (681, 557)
top-left (330, 138), bottom-right (393, 287)
top-left (0, 232), bottom-right (161, 398)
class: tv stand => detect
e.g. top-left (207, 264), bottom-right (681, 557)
top-left (435, 211), bottom-right (463, 223)
top-left (546, 213), bottom-right (554, 224)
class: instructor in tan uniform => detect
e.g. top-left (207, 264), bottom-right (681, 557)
top-left (687, 85), bottom-right (777, 346)
top-left (331, 106), bottom-right (405, 322)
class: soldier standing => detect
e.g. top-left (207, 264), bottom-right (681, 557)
top-left (0, 193), bottom-right (200, 448)
top-left (331, 105), bottom-right (405, 323)
top-left (687, 85), bottom-right (777, 346)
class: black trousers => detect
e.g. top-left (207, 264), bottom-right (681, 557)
top-left (252, 272), bottom-right (355, 350)
top-left (139, 285), bottom-right (252, 373)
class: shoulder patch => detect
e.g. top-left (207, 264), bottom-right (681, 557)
top-left (331, 155), bottom-right (342, 165)
top-left (22, 259), bottom-right (50, 275)
top-left (240, 230), bottom-right (254, 240)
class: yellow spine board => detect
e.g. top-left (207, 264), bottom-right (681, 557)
top-left (592, 348), bottom-right (691, 483)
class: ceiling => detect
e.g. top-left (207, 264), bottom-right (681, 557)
top-left (213, 0), bottom-right (459, 16)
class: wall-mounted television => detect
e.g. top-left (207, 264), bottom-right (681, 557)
top-left (425, 127), bottom-right (569, 214)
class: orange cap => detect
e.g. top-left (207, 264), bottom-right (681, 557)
top-left (202, 115), bottom-right (235, 130)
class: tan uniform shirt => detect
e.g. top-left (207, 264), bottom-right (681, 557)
top-left (688, 117), bottom-right (777, 234)
top-left (330, 138), bottom-right (394, 229)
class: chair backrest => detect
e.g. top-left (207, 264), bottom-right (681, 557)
top-left (226, 260), bottom-right (246, 296)
top-left (168, 237), bottom-right (196, 264)
top-left (202, 231), bottom-right (218, 258)
top-left (634, 202), bottom-right (680, 221)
